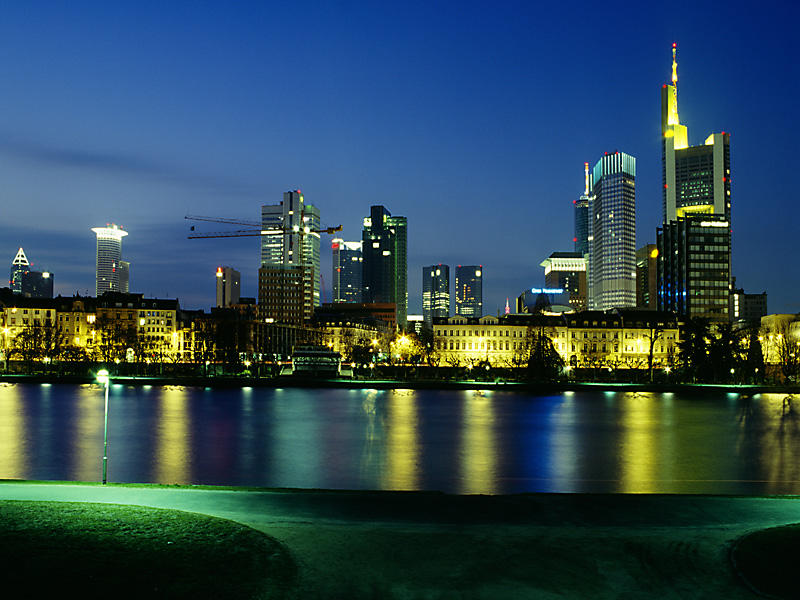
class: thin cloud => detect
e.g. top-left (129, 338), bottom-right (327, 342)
top-left (0, 132), bottom-right (261, 198)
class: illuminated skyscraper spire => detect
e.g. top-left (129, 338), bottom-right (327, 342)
top-left (10, 247), bottom-right (30, 293)
top-left (584, 161), bottom-right (589, 196)
top-left (672, 42), bottom-right (678, 85)
top-left (657, 43), bottom-right (732, 322)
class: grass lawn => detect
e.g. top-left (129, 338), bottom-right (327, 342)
top-left (0, 500), bottom-right (296, 599)
top-left (732, 524), bottom-right (800, 600)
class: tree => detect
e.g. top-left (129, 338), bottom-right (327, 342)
top-left (192, 319), bottom-right (218, 375)
top-left (9, 326), bottom-right (43, 372)
top-left (744, 329), bottom-right (765, 383)
top-left (523, 326), bottom-right (564, 382)
top-left (708, 322), bottom-right (744, 383)
top-left (772, 321), bottom-right (800, 383)
top-left (390, 333), bottom-right (425, 365)
top-left (350, 339), bottom-right (373, 366)
top-left (417, 323), bottom-right (437, 366)
top-left (95, 315), bottom-right (137, 363)
top-left (677, 318), bottom-right (712, 383)
top-left (644, 324), bottom-right (665, 382)
top-left (8, 321), bottom-right (68, 373)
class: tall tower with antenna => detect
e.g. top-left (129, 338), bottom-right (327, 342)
top-left (574, 162), bottom-right (590, 256)
top-left (657, 43), bottom-right (732, 322)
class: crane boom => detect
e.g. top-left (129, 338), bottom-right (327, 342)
top-left (188, 225), bottom-right (342, 239)
top-left (185, 215), bottom-right (260, 227)
top-left (189, 229), bottom-right (267, 239)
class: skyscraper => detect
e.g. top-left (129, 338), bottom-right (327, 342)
top-left (216, 266), bottom-right (241, 308)
top-left (540, 252), bottom-right (586, 311)
top-left (260, 190), bottom-right (321, 305)
top-left (636, 245), bottom-right (658, 309)
top-left (657, 44), bottom-right (732, 322)
top-left (361, 205), bottom-right (407, 328)
top-left (574, 162), bottom-right (590, 256)
top-left (92, 224), bottom-right (128, 296)
top-left (422, 264), bottom-right (449, 325)
top-left (9, 247), bottom-right (29, 293)
top-left (588, 152), bottom-right (636, 310)
top-left (21, 270), bottom-right (53, 299)
top-left (258, 190), bottom-right (321, 324)
top-left (332, 239), bottom-right (362, 303)
top-left (455, 265), bottom-right (482, 317)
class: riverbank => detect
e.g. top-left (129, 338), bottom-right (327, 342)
top-left (1, 372), bottom-right (798, 395)
top-left (1, 481), bottom-right (797, 598)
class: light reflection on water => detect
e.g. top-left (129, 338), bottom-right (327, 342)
top-left (1, 383), bottom-right (800, 495)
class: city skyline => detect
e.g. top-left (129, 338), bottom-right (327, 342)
top-left (0, 3), bottom-right (797, 315)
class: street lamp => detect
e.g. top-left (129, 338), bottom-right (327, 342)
top-left (96, 369), bottom-right (111, 485)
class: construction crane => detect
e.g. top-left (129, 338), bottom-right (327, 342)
top-left (185, 214), bottom-right (342, 239)
top-left (186, 213), bottom-right (342, 324)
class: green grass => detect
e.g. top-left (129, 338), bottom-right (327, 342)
top-left (0, 500), bottom-right (296, 599)
top-left (732, 524), bottom-right (800, 599)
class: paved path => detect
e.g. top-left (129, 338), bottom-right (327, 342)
top-left (1, 482), bottom-right (794, 598)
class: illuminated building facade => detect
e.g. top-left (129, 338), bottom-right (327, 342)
top-left (574, 162), bottom-right (590, 256)
top-left (261, 190), bottom-right (321, 307)
top-left (658, 45), bottom-right (732, 322)
top-left (422, 264), bottom-right (450, 326)
top-left (215, 266), bottom-right (241, 308)
top-left (636, 245), bottom-right (658, 309)
top-left (432, 309), bottom-right (679, 370)
top-left (92, 224), bottom-right (129, 296)
top-left (0, 293), bottom-right (192, 362)
top-left (361, 205), bottom-right (407, 328)
top-left (332, 239), bottom-right (362, 303)
top-left (455, 265), bottom-right (482, 317)
top-left (540, 252), bottom-right (586, 311)
top-left (588, 152), bottom-right (636, 310)
top-left (9, 247), bottom-right (29, 293)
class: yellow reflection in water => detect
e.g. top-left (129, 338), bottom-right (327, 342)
top-left (152, 387), bottom-right (191, 484)
top-left (747, 393), bottom-right (800, 494)
top-left (72, 385), bottom-right (105, 481)
top-left (618, 392), bottom-right (660, 493)
top-left (0, 385), bottom-right (26, 478)
top-left (460, 391), bottom-right (496, 495)
top-left (384, 390), bottom-right (419, 490)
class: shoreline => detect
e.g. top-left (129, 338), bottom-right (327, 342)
top-left (0, 372), bottom-right (797, 394)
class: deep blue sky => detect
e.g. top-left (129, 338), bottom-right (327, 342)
top-left (1, 1), bottom-right (797, 315)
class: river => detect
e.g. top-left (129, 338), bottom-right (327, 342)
top-left (0, 383), bottom-right (797, 494)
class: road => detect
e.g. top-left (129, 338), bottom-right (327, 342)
top-left (1, 482), bottom-right (794, 598)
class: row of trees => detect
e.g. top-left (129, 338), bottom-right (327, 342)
top-left (677, 318), bottom-right (800, 384)
top-left (3, 318), bottom-right (181, 374)
top-left (3, 315), bottom-right (797, 384)
top-left (328, 320), bottom-right (797, 385)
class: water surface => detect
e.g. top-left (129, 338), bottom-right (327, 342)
top-left (0, 383), bottom-right (797, 494)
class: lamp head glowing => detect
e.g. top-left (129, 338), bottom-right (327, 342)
top-left (96, 369), bottom-right (110, 385)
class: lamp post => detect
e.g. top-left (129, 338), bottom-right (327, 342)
top-left (96, 369), bottom-right (110, 485)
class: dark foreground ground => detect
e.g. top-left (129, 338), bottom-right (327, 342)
top-left (0, 481), bottom-right (796, 598)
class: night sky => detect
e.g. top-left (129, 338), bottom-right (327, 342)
top-left (1, 1), bottom-right (797, 316)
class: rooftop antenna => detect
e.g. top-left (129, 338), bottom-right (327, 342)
top-left (671, 42), bottom-right (678, 86)
top-left (584, 162), bottom-right (589, 195)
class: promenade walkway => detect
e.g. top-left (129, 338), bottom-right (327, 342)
top-left (1, 482), bottom-right (792, 598)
